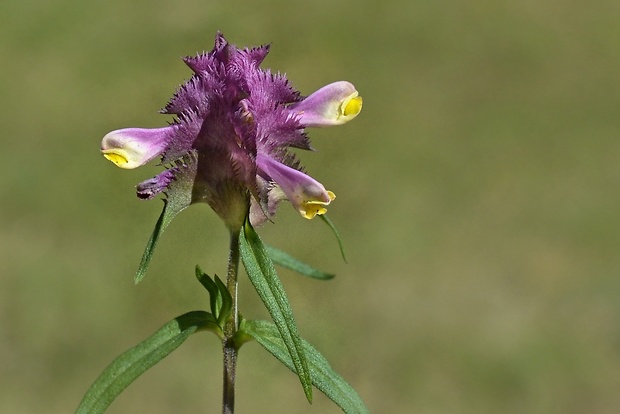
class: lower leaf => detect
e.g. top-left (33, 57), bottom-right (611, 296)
top-left (76, 311), bottom-right (216, 414)
top-left (243, 319), bottom-right (369, 414)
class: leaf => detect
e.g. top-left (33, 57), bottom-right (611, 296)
top-left (194, 268), bottom-right (231, 325)
top-left (135, 154), bottom-right (197, 283)
top-left (195, 266), bottom-right (222, 319)
top-left (213, 274), bottom-right (232, 326)
top-left (76, 311), bottom-right (216, 414)
top-left (239, 221), bottom-right (313, 402)
top-left (266, 245), bottom-right (335, 280)
top-left (135, 198), bottom-right (187, 284)
top-left (243, 320), bottom-right (369, 414)
top-left (319, 215), bottom-right (347, 263)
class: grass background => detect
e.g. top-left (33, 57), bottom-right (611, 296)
top-left (2, 0), bottom-right (620, 413)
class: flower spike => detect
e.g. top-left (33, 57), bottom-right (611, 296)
top-left (100, 33), bottom-right (362, 276)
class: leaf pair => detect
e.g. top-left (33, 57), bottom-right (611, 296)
top-left (76, 313), bottom-right (368, 414)
top-left (78, 217), bottom-right (367, 413)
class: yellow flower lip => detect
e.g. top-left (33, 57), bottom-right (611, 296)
top-left (299, 191), bottom-right (336, 219)
top-left (341, 93), bottom-right (363, 118)
top-left (100, 127), bottom-right (172, 169)
top-left (102, 150), bottom-right (129, 167)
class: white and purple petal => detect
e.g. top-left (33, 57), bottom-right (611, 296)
top-left (256, 154), bottom-right (335, 219)
top-left (290, 81), bottom-right (362, 127)
top-left (101, 126), bottom-right (173, 169)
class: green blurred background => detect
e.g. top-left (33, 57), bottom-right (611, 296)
top-left (2, 0), bottom-right (620, 412)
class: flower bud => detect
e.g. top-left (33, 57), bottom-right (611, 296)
top-left (291, 81), bottom-right (362, 127)
top-left (101, 127), bottom-right (172, 169)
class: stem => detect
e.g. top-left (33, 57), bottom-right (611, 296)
top-left (222, 229), bottom-right (240, 414)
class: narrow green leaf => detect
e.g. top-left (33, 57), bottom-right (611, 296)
top-left (239, 221), bottom-right (313, 402)
top-left (76, 311), bottom-right (216, 414)
top-left (135, 199), bottom-right (187, 284)
top-left (266, 245), bottom-right (335, 280)
top-left (244, 320), bottom-right (369, 414)
top-left (195, 266), bottom-right (223, 320)
top-left (135, 153), bottom-right (197, 283)
top-left (214, 275), bottom-right (232, 325)
top-left (319, 215), bottom-right (347, 262)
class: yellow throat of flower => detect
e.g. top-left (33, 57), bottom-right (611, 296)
top-left (300, 191), bottom-right (336, 219)
top-left (102, 150), bottom-right (129, 168)
top-left (340, 92), bottom-right (363, 122)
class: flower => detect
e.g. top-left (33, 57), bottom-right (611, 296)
top-left (101, 33), bottom-right (361, 231)
top-left (101, 127), bottom-right (172, 169)
top-left (289, 81), bottom-right (362, 127)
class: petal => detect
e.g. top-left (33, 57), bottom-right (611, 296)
top-left (101, 126), bottom-right (173, 169)
top-left (289, 81), bottom-right (362, 127)
top-left (256, 154), bottom-right (335, 219)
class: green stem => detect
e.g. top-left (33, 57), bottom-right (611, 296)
top-left (222, 229), bottom-right (240, 414)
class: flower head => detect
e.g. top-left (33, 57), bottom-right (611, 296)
top-left (101, 33), bottom-right (361, 232)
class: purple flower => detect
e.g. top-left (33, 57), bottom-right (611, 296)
top-left (101, 33), bottom-right (362, 231)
